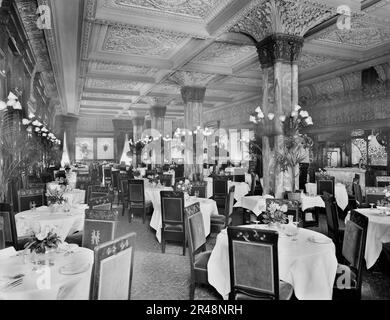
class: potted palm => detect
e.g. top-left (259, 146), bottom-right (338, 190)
top-left (274, 105), bottom-right (313, 200)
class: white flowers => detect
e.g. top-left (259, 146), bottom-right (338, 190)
top-left (305, 116), bottom-right (313, 125)
top-left (299, 110), bottom-right (309, 118)
top-left (267, 113), bottom-right (275, 120)
top-left (279, 115), bottom-right (286, 122)
top-left (0, 100), bottom-right (6, 110)
top-left (280, 204), bottom-right (288, 213)
top-left (249, 115), bottom-right (256, 123)
top-left (294, 105), bottom-right (302, 112)
top-left (291, 110), bottom-right (298, 117)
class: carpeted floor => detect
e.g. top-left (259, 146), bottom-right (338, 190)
top-left (112, 204), bottom-right (390, 300)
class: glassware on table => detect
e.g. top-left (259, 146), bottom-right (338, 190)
top-left (291, 222), bottom-right (300, 241)
top-left (369, 203), bottom-right (375, 209)
top-left (30, 201), bottom-right (36, 211)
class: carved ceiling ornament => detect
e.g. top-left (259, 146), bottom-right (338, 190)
top-left (299, 53), bottom-right (336, 71)
top-left (314, 14), bottom-right (390, 48)
top-left (85, 78), bottom-right (140, 90)
top-left (230, 0), bottom-right (334, 42)
top-left (110, 0), bottom-right (221, 20)
top-left (102, 24), bottom-right (189, 57)
top-left (169, 71), bottom-right (216, 87)
top-left (83, 92), bottom-right (134, 100)
top-left (89, 61), bottom-right (159, 75)
top-left (193, 42), bottom-right (256, 65)
top-left (145, 96), bottom-right (174, 106)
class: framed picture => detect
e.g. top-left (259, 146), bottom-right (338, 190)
top-left (75, 138), bottom-right (94, 160)
top-left (97, 138), bottom-right (114, 160)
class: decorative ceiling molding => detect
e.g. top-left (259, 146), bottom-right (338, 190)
top-left (85, 78), bottom-right (141, 90)
top-left (299, 52), bottom-right (337, 71)
top-left (169, 70), bottom-right (216, 87)
top-left (89, 61), bottom-right (160, 75)
top-left (230, 0), bottom-right (335, 42)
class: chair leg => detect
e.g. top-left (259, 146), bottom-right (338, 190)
top-left (189, 282), bottom-right (195, 300)
top-left (143, 207), bottom-right (146, 224)
top-left (182, 239), bottom-right (186, 256)
top-left (161, 237), bottom-right (165, 253)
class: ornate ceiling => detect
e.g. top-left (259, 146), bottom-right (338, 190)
top-left (23, 0), bottom-right (390, 121)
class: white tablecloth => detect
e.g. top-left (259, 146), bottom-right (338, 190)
top-left (304, 182), bottom-right (349, 210)
top-left (150, 197), bottom-right (218, 243)
top-left (15, 205), bottom-right (88, 242)
top-left (145, 186), bottom-right (173, 221)
top-left (207, 224), bottom-right (338, 300)
top-left (233, 195), bottom-right (274, 216)
top-left (204, 178), bottom-right (250, 201)
top-left (0, 246), bottom-right (93, 300)
top-left (346, 208), bottom-right (390, 269)
top-left (301, 194), bottom-right (325, 211)
top-left (63, 189), bottom-right (86, 205)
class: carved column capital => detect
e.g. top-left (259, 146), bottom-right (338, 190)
top-left (181, 86), bottom-right (206, 104)
top-left (256, 33), bottom-right (304, 68)
top-left (150, 105), bottom-right (167, 119)
top-left (132, 116), bottom-right (145, 127)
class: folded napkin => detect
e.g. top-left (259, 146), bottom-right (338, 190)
top-left (0, 247), bottom-right (16, 260)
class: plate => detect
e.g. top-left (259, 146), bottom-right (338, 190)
top-left (307, 235), bottom-right (332, 244)
top-left (59, 261), bottom-right (90, 275)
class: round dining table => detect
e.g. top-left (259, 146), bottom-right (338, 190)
top-left (207, 224), bottom-right (338, 300)
top-left (0, 245), bottom-right (93, 300)
top-left (15, 204), bottom-right (88, 242)
top-left (346, 208), bottom-right (390, 269)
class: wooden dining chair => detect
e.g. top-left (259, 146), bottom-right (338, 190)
top-left (128, 179), bottom-right (153, 223)
top-left (88, 195), bottom-right (112, 211)
top-left (333, 210), bottom-right (368, 300)
top-left (233, 175), bottom-right (245, 183)
top-left (0, 217), bottom-right (4, 250)
top-left (119, 179), bottom-right (129, 215)
top-left (82, 208), bottom-right (120, 250)
top-left (317, 178), bottom-right (335, 196)
top-left (185, 202), bottom-right (212, 299)
top-left (90, 232), bottom-right (136, 300)
top-left (323, 192), bottom-right (345, 258)
top-left (211, 176), bottom-right (229, 210)
top-left (211, 186), bottom-right (235, 232)
top-left (227, 226), bottom-right (293, 300)
top-left (87, 185), bottom-right (111, 203)
top-left (160, 190), bottom-right (186, 255)
top-left (189, 181), bottom-right (207, 198)
top-left (160, 174), bottom-right (173, 187)
top-left (103, 167), bottom-right (112, 186)
top-left (0, 203), bottom-right (30, 250)
top-left (17, 188), bottom-right (45, 212)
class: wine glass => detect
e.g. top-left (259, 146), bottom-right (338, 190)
top-left (369, 203), bottom-right (375, 209)
top-left (291, 222), bottom-right (300, 241)
top-left (31, 201), bottom-right (36, 211)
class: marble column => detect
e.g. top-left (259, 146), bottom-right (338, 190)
top-left (112, 119), bottom-right (132, 163)
top-left (132, 116), bottom-right (145, 166)
top-left (0, 5), bottom-right (10, 100)
top-left (181, 86), bottom-right (206, 179)
top-left (150, 105), bottom-right (167, 168)
top-left (55, 115), bottom-right (79, 164)
top-left (256, 34), bottom-right (304, 197)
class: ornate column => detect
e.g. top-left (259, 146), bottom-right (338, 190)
top-left (132, 116), bottom-right (145, 166)
top-left (0, 3), bottom-right (10, 100)
top-left (150, 105), bottom-right (167, 137)
top-left (149, 104), bottom-right (167, 168)
top-left (55, 115), bottom-right (78, 164)
top-left (231, 0), bottom-right (334, 197)
top-left (112, 119), bottom-right (132, 163)
top-left (257, 34), bottom-right (304, 197)
top-left (170, 71), bottom-right (215, 179)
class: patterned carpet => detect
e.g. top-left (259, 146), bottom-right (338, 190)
top-left (113, 205), bottom-right (390, 300)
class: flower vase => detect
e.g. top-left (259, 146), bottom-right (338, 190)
top-left (30, 249), bottom-right (56, 266)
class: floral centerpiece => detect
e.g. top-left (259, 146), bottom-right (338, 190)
top-left (274, 105), bottom-right (313, 194)
top-left (46, 185), bottom-right (66, 212)
top-left (175, 179), bottom-right (193, 196)
top-left (378, 189), bottom-right (390, 207)
top-left (24, 226), bottom-right (62, 254)
top-left (261, 201), bottom-right (288, 225)
top-left (148, 174), bottom-right (160, 185)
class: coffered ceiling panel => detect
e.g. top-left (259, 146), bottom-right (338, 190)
top-left (89, 61), bottom-right (160, 76)
top-left (299, 53), bottom-right (337, 71)
top-left (193, 43), bottom-right (257, 66)
top-left (82, 92), bottom-right (135, 100)
top-left (101, 24), bottom-right (191, 58)
top-left (85, 78), bottom-right (141, 91)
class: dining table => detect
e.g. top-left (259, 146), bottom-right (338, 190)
top-left (233, 195), bottom-right (275, 216)
top-left (0, 244), bottom-right (93, 300)
top-left (305, 182), bottom-right (349, 210)
top-left (345, 208), bottom-right (390, 269)
top-left (207, 224), bottom-right (338, 300)
top-left (15, 204), bottom-right (88, 242)
top-left (149, 196), bottom-right (218, 243)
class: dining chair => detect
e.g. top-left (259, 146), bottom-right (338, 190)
top-left (82, 208), bottom-right (120, 250)
top-left (88, 195), bottom-right (112, 210)
top-left (90, 232), bottom-right (136, 300)
top-left (0, 203), bottom-right (30, 250)
top-left (352, 183), bottom-right (370, 208)
top-left (76, 176), bottom-right (92, 190)
top-left (210, 186), bottom-right (235, 232)
top-left (103, 167), bottom-right (112, 187)
top-left (0, 217), bottom-right (5, 250)
top-left (160, 174), bottom-right (173, 187)
top-left (111, 170), bottom-right (120, 192)
top-left (211, 176), bottom-right (229, 210)
top-left (333, 210), bottom-right (368, 300)
top-left (248, 173), bottom-right (256, 196)
top-left (190, 181), bottom-right (207, 198)
top-left (227, 226), bottom-right (293, 300)
top-left (128, 179), bottom-right (153, 223)
top-left (323, 192), bottom-right (345, 258)
top-left (160, 190), bottom-right (186, 255)
top-left (185, 202), bottom-right (212, 299)
top-left (17, 188), bottom-right (45, 212)
top-left (316, 178), bottom-right (335, 196)
top-left (119, 179), bottom-right (129, 215)
top-left (233, 175), bottom-right (245, 183)
top-left (87, 185), bottom-right (110, 202)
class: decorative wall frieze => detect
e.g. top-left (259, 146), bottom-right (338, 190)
top-left (230, 0), bottom-right (334, 42)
